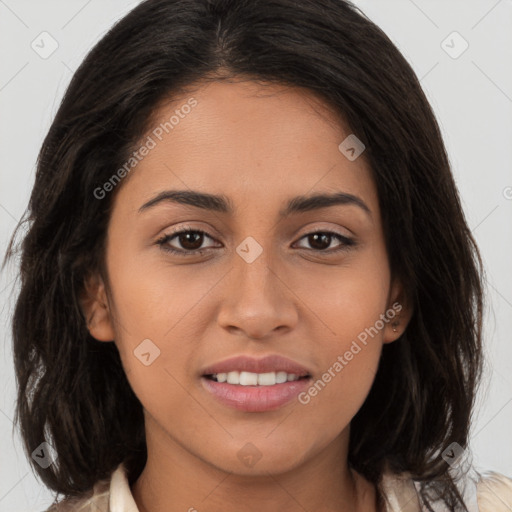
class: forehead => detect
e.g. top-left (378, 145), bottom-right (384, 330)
top-left (114, 79), bottom-right (377, 216)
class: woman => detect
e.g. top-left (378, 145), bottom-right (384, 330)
top-left (4, 0), bottom-right (512, 510)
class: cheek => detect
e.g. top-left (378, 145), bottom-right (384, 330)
top-left (297, 251), bottom-right (389, 422)
top-left (312, 252), bottom-right (390, 343)
top-left (296, 332), bottom-right (383, 443)
top-left (104, 250), bottom-right (203, 397)
top-left (106, 244), bottom-right (220, 344)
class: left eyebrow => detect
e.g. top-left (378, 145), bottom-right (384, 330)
top-left (138, 189), bottom-right (372, 219)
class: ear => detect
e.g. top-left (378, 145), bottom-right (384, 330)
top-left (79, 272), bottom-right (116, 342)
top-left (382, 277), bottom-right (413, 344)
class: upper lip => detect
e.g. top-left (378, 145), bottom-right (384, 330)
top-left (201, 354), bottom-right (311, 377)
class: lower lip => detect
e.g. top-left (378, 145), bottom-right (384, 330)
top-left (201, 376), bottom-right (312, 412)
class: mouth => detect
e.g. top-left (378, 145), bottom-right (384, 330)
top-left (201, 371), bottom-right (313, 412)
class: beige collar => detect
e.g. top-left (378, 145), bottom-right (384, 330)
top-left (378, 471), bottom-right (422, 511)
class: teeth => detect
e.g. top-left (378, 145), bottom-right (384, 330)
top-left (276, 371), bottom-right (288, 384)
top-left (210, 371), bottom-right (305, 386)
top-left (227, 371), bottom-right (239, 384)
top-left (240, 371), bottom-right (258, 385)
top-left (257, 372), bottom-right (275, 385)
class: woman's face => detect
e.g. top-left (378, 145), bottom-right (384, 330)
top-left (85, 79), bottom-right (407, 475)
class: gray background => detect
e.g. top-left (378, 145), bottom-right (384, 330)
top-left (1, 1), bottom-right (511, 510)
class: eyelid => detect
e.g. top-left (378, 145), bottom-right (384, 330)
top-left (294, 222), bottom-right (353, 239)
top-left (161, 221), bottom-right (353, 241)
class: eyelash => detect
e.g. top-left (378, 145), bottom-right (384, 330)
top-left (155, 228), bottom-right (356, 257)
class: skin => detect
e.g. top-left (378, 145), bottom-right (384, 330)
top-left (82, 78), bottom-right (412, 512)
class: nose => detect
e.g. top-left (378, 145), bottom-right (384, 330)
top-left (216, 246), bottom-right (298, 340)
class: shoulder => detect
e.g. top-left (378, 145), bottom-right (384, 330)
top-left (43, 471), bottom-right (111, 512)
top-left (476, 471), bottom-right (512, 512)
top-left (378, 467), bottom-right (512, 511)
top-left (42, 462), bottom-right (138, 512)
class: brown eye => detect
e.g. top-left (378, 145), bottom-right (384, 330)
top-left (295, 230), bottom-right (355, 253)
top-left (306, 232), bottom-right (334, 250)
top-left (176, 231), bottom-right (205, 251)
top-left (156, 229), bottom-right (219, 255)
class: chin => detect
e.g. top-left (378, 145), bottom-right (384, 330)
top-left (230, 456), bottom-right (304, 477)
top-left (206, 442), bottom-right (308, 476)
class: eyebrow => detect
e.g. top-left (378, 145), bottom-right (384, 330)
top-left (138, 189), bottom-right (371, 219)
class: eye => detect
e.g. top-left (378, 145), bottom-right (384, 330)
top-left (156, 228), bottom-right (356, 256)
top-left (294, 230), bottom-right (356, 253)
top-left (156, 228), bottom-right (219, 256)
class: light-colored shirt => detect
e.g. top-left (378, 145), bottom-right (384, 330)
top-left (45, 461), bottom-right (512, 512)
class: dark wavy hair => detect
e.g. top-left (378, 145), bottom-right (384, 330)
top-left (3, 0), bottom-right (485, 509)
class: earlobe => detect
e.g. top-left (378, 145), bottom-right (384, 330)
top-left (79, 273), bottom-right (116, 342)
top-left (383, 279), bottom-right (413, 344)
